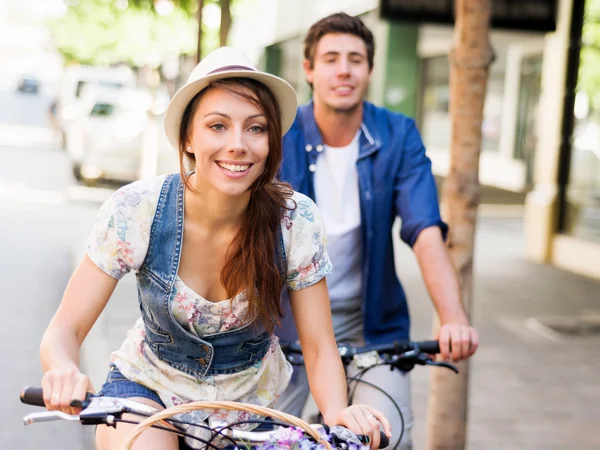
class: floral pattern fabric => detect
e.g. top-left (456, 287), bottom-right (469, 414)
top-left (85, 175), bottom-right (332, 444)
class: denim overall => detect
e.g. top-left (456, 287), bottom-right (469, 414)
top-left (136, 173), bottom-right (286, 379)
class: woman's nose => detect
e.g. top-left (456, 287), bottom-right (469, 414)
top-left (226, 129), bottom-right (247, 153)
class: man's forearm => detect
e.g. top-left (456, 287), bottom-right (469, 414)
top-left (412, 226), bottom-right (469, 325)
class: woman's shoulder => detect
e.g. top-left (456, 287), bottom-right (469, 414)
top-left (110, 174), bottom-right (169, 212)
top-left (280, 190), bottom-right (332, 289)
top-left (283, 191), bottom-right (319, 221)
top-left (280, 190), bottom-right (324, 233)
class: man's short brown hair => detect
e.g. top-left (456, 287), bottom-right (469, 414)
top-left (304, 13), bottom-right (375, 70)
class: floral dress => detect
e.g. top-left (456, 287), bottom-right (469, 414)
top-left (86, 175), bottom-right (332, 445)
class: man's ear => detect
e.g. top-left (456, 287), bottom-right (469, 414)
top-left (302, 59), bottom-right (313, 84)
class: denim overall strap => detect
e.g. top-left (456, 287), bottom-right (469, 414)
top-left (137, 174), bottom-right (276, 378)
top-left (141, 173), bottom-right (184, 287)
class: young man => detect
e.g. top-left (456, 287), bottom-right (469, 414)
top-left (275, 13), bottom-right (479, 449)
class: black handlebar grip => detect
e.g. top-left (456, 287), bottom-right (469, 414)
top-left (417, 340), bottom-right (441, 354)
top-left (378, 431), bottom-right (390, 448)
top-left (20, 387), bottom-right (46, 407)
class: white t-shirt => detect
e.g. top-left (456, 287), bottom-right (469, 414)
top-left (313, 131), bottom-right (363, 340)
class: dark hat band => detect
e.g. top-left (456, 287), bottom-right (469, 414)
top-left (207, 65), bottom-right (256, 75)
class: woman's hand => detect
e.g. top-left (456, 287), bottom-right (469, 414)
top-left (41, 367), bottom-right (94, 415)
top-left (333, 404), bottom-right (392, 450)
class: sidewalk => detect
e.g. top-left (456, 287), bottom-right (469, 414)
top-left (79, 212), bottom-right (600, 449)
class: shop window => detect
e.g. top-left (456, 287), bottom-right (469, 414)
top-left (420, 56), bottom-right (451, 151)
top-left (563, 0), bottom-right (600, 244)
top-left (419, 55), bottom-right (505, 153)
top-left (514, 54), bottom-right (543, 185)
top-left (564, 92), bottom-right (600, 243)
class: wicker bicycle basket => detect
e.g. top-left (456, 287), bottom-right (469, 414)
top-left (122, 400), bottom-right (332, 449)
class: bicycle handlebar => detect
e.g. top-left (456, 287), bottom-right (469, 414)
top-left (280, 339), bottom-right (458, 374)
top-left (280, 339), bottom-right (441, 357)
top-left (20, 387), bottom-right (390, 448)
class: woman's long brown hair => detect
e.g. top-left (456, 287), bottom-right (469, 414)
top-left (178, 78), bottom-right (294, 332)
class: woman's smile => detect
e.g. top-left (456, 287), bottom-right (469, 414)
top-left (215, 160), bottom-right (254, 178)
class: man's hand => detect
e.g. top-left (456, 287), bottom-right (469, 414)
top-left (436, 323), bottom-right (478, 362)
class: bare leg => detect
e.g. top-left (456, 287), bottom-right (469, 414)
top-left (96, 397), bottom-right (179, 450)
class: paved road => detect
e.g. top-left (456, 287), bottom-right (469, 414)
top-left (0, 88), bottom-right (100, 449)
top-left (0, 89), bottom-right (53, 128)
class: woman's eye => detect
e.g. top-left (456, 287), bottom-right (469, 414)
top-left (210, 124), bottom-right (225, 131)
top-left (249, 125), bottom-right (265, 133)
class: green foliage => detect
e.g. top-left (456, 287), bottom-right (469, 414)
top-left (129, 0), bottom-right (199, 16)
top-left (580, 0), bottom-right (600, 109)
top-left (48, 0), bottom-right (198, 67)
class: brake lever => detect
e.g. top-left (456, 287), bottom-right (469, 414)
top-left (77, 397), bottom-right (159, 427)
top-left (329, 425), bottom-right (364, 447)
top-left (391, 352), bottom-right (459, 374)
top-left (424, 359), bottom-right (459, 373)
top-left (23, 411), bottom-right (80, 425)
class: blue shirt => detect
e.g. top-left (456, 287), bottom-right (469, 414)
top-left (278, 101), bottom-right (448, 344)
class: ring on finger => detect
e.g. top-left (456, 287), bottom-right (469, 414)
top-left (366, 414), bottom-right (376, 420)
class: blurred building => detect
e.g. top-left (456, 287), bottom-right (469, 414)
top-left (232, 0), bottom-right (547, 193)
top-left (231, 0), bottom-right (599, 280)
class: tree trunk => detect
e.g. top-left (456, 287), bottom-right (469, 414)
top-left (425, 1), bottom-right (493, 449)
top-left (219, 0), bottom-right (232, 47)
top-left (196, 0), bottom-right (204, 63)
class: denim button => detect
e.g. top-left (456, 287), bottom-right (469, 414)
top-left (305, 144), bottom-right (313, 152)
top-left (316, 144), bottom-right (324, 152)
top-left (309, 164), bottom-right (317, 172)
top-left (198, 357), bottom-right (207, 365)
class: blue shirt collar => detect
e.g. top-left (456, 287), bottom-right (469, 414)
top-left (298, 101), bottom-right (381, 158)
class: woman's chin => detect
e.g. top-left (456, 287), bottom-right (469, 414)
top-left (213, 183), bottom-right (253, 199)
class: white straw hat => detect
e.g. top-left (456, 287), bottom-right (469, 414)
top-left (164, 47), bottom-right (298, 149)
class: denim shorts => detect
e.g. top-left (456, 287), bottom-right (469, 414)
top-left (97, 364), bottom-right (273, 449)
top-left (98, 365), bottom-right (221, 449)
top-left (97, 363), bottom-right (166, 408)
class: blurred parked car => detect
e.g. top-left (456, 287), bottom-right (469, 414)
top-left (66, 86), bottom-right (177, 186)
top-left (52, 65), bottom-right (136, 150)
top-left (17, 76), bottom-right (39, 94)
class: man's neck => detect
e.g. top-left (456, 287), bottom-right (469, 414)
top-left (313, 100), bottom-right (363, 148)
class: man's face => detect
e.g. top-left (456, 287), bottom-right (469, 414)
top-left (304, 33), bottom-right (372, 114)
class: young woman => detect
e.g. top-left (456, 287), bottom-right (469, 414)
top-left (39, 47), bottom-right (391, 450)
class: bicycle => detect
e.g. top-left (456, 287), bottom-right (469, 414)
top-left (20, 386), bottom-right (390, 449)
top-left (279, 340), bottom-right (459, 450)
